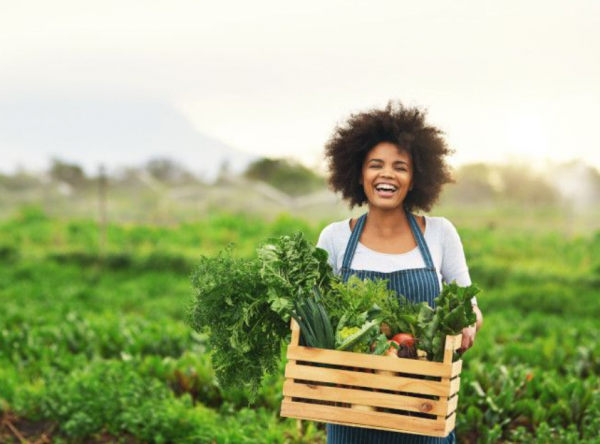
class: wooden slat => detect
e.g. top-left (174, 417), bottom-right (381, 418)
top-left (290, 319), bottom-right (300, 346)
top-left (446, 334), bottom-right (462, 351)
top-left (281, 400), bottom-right (450, 437)
top-left (451, 359), bottom-right (462, 378)
top-left (443, 334), bottom-right (462, 364)
top-left (449, 376), bottom-right (461, 396)
top-left (446, 394), bottom-right (458, 416)
top-left (287, 346), bottom-right (455, 378)
top-left (291, 318), bottom-right (300, 332)
top-left (286, 319), bottom-right (301, 431)
top-left (285, 363), bottom-right (453, 397)
top-left (444, 411), bottom-right (457, 435)
top-left (283, 380), bottom-right (448, 416)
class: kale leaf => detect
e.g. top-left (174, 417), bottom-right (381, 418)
top-left (257, 232), bottom-right (336, 320)
top-left (417, 282), bottom-right (480, 362)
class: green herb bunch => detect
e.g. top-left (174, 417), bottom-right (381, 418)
top-left (324, 276), bottom-right (397, 328)
top-left (189, 233), bottom-right (337, 401)
top-left (188, 246), bottom-right (289, 401)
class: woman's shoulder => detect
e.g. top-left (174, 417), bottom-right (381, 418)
top-left (423, 214), bottom-right (455, 232)
top-left (422, 215), bottom-right (463, 245)
top-left (318, 218), bottom-right (352, 241)
top-left (423, 215), bottom-right (466, 256)
top-left (316, 219), bottom-right (352, 267)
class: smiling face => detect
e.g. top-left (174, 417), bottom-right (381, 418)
top-left (361, 142), bottom-right (413, 211)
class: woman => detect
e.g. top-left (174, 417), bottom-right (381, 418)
top-left (317, 101), bottom-right (483, 444)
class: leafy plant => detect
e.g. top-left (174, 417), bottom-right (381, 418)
top-left (335, 320), bottom-right (380, 352)
top-left (189, 233), bottom-right (337, 400)
top-left (418, 282), bottom-right (480, 362)
top-left (323, 276), bottom-right (397, 328)
top-left (188, 247), bottom-right (288, 401)
top-left (385, 295), bottom-right (428, 338)
top-left (257, 232), bottom-right (336, 320)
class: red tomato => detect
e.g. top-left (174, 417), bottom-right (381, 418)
top-left (392, 333), bottom-right (415, 348)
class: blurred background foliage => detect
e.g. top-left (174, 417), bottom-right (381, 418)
top-left (2, 157), bottom-right (600, 228)
top-left (243, 158), bottom-right (325, 197)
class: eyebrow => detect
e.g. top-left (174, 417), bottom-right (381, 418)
top-left (368, 158), bottom-right (409, 166)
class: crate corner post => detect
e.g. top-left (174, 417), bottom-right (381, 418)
top-left (283, 318), bottom-right (302, 436)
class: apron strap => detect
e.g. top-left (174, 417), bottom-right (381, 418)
top-left (340, 210), bottom-right (436, 279)
top-left (407, 212), bottom-right (435, 269)
top-left (340, 213), bottom-right (367, 281)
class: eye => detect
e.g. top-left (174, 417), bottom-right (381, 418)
top-left (395, 167), bottom-right (407, 172)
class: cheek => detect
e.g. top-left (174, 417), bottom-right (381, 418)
top-left (360, 169), bottom-right (372, 184)
top-left (400, 171), bottom-right (413, 184)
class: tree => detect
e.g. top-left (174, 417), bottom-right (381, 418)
top-left (49, 158), bottom-right (87, 187)
top-left (244, 158), bottom-right (325, 197)
top-left (145, 157), bottom-right (197, 185)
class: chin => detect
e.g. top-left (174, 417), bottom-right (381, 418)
top-left (368, 200), bottom-right (403, 211)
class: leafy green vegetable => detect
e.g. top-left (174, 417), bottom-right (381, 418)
top-left (417, 282), bottom-right (480, 362)
top-left (335, 320), bottom-right (380, 352)
top-left (324, 276), bottom-right (397, 328)
top-left (188, 234), bottom-right (337, 401)
top-left (188, 247), bottom-right (288, 401)
top-left (257, 233), bottom-right (337, 320)
top-left (384, 295), bottom-right (428, 338)
top-left (189, 232), bottom-right (481, 402)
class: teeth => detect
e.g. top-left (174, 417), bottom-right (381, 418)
top-left (376, 184), bottom-right (397, 191)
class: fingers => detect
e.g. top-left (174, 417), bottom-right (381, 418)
top-left (459, 327), bottom-right (476, 355)
top-left (461, 335), bottom-right (469, 350)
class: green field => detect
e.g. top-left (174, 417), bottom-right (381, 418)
top-left (1, 207), bottom-right (599, 443)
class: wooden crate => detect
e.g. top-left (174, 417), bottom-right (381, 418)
top-left (280, 319), bottom-right (463, 438)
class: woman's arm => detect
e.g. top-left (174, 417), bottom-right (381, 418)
top-left (474, 304), bottom-right (483, 331)
top-left (459, 304), bottom-right (483, 354)
top-left (438, 217), bottom-right (482, 353)
top-left (316, 222), bottom-right (340, 275)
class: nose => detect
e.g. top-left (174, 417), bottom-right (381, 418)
top-left (379, 167), bottom-right (394, 178)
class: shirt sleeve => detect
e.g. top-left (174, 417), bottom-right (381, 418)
top-left (440, 218), bottom-right (477, 305)
top-left (316, 224), bottom-right (339, 275)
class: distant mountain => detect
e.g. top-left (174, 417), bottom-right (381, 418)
top-left (0, 96), bottom-right (257, 181)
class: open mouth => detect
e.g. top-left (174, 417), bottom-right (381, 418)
top-left (374, 183), bottom-right (398, 198)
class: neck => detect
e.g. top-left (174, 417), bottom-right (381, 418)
top-left (365, 206), bottom-right (409, 234)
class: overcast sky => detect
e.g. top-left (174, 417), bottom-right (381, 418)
top-left (1, 0), bottom-right (599, 172)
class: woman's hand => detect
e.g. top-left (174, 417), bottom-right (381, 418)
top-left (458, 305), bottom-right (483, 355)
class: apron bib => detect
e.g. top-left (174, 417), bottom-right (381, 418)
top-left (327, 211), bottom-right (456, 444)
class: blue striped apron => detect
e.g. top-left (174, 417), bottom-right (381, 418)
top-left (326, 211), bottom-right (456, 444)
